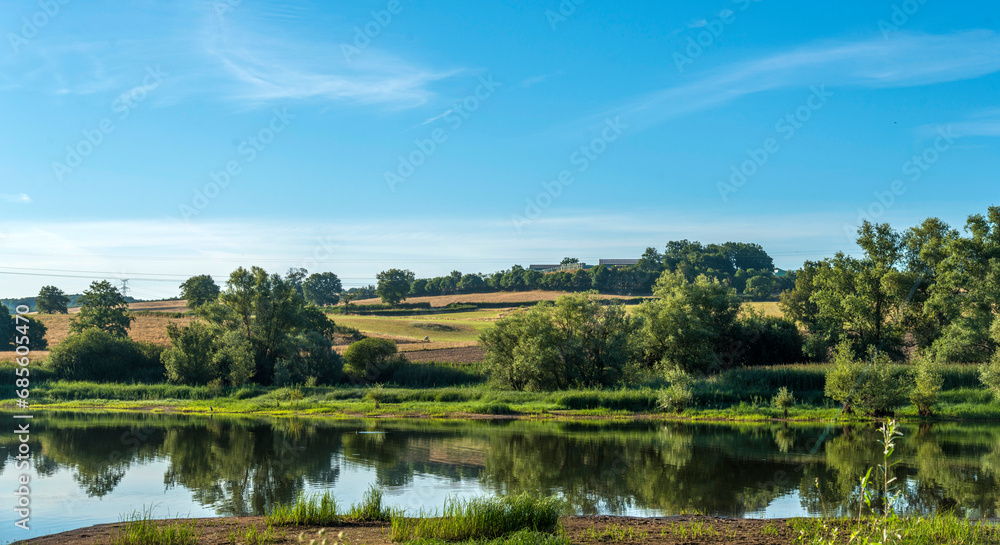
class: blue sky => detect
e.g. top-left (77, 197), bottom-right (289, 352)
top-left (1, 0), bottom-right (998, 299)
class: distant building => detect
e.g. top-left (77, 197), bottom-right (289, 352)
top-left (529, 264), bottom-right (560, 271)
top-left (599, 259), bottom-right (640, 267)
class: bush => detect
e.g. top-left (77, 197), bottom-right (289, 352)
top-left (344, 338), bottom-right (404, 382)
top-left (728, 312), bottom-right (805, 366)
top-left (824, 343), bottom-right (909, 416)
top-left (276, 331), bottom-right (343, 386)
top-left (45, 329), bottom-right (165, 382)
top-left (772, 386), bottom-right (795, 417)
top-left (0, 306), bottom-right (48, 350)
top-left (657, 367), bottom-right (694, 413)
top-left (910, 352), bottom-right (944, 416)
top-left (980, 352), bottom-right (1000, 400)
top-left (481, 293), bottom-right (637, 391)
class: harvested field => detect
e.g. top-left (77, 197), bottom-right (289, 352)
top-left (28, 313), bottom-right (196, 348)
top-left (346, 290), bottom-right (641, 307)
top-left (402, 345), bottom-right (484, 363)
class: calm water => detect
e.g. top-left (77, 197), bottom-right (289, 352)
top-left (3, 412), bottom-right (1000, 541)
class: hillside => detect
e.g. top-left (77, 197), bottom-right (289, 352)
top-left (346, 290), bottom-right (640, 307)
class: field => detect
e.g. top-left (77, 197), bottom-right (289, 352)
top-left (3, 296), bottom-right (787, 365)
top-left (346, 290), bottom-right (641, 307)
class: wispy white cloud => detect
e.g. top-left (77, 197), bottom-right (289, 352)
top-left (421, 109), bottom-right (453, 125)
top-left (0, 193), bottom-right (31, 204)
top-left (519, 71), bottom-right (563, 89)
top-left (571, 31), bottom-right (1000, 135)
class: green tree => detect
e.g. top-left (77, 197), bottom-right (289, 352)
top-left (70, 280), bottom-right (134, 337)
top-left (824, 343), bottom-right (909, 416)
top-left (343, 338), bottom-right (403, 382)
top-left (376, 269), bottom-right (414, 305)
top-left (162, 321), bottom-right (218, 384)
top-left (303, 272), bottom-right (343, 306)
top-left (561, 257), bottom-right (580, 265)
top-left (46, 329), bottom-right (164, 382)
top-left (809, 221), bottom-right (919, 359)
top-left (197, 266), bottom-right (337, 384)
top-left (744, 274), bottom-right (775, 300)
top-left (179, 275), bottom-right (221, 308)
top-left (285, 267), bottom-right (308, 297)
top-left (36, 285), bottom-right (70, 314)
top-left (480, 292), bottom-right (637, 391)
top-left (637, 271), bottom-right (741, 373)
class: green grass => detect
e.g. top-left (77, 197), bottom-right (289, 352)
top-left (789, 515), bottom-right (1000, 544)
top-left (390, 494), bottom-right (564, 542)
top-left (330, 312), bottom-right (495, 342)
top-left (266, 490), bottom-right (339, 526)
top-left (582, 524), bottom-right (649, 541)
top-left (109, 508), bottom-right (199, 545)
top-left (346, 485), bottom-right (396, 522)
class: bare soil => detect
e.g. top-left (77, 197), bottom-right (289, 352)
top-left (14, 515), bottom-right (799, 545)
top-left (402, 346), bottom-right (484, 363)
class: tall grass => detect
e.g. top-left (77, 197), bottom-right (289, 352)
top-left (346, 485), bottom-right (396, 522)
top-left (789, 516), bottom-right (1000, 545)
top-left (265, 490), bottom-right (339, 526)
top-left (108, 508), bottom-right (198, 545)
top-left (390, 494), bottom-right (563, 542)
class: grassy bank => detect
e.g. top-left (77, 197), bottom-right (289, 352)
top-left (7, 361), bottom-right (998, 422)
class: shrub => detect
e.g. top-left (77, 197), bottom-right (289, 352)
top-left (728, 312), bottom-right (805, 366)
top-left (481, 293), bottom-right (637, 391)
top-left (344, 338), bottom-right (404, 382)
top-left (772, 386), bottom-right (795, 417)
top-left (980, 351), bottom-right (1000, 400)
top-left (277, 331), bottom-right (343, 386)
top-left (45, 329), bottom-right (165, 382)
top-left (825, 343), bottom-right (909, 416)
top-left (657, 367), bottom-right (694, 413)
top-left (162, 322), bottom-right (218, 384)
top-left (910, 352), bottom-right (944, 417)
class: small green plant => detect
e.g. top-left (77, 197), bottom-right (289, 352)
top-left (581, 524), bottom-right (648, 541)
top-left (266, 491), bottom-right (339, 526)
top-left (390, 494), bottom-right (563, 542)
top-left (108, 507), bottom-right (199, 545)
top-left (346, 485), bottom-right (395, 522)
top-left (772, 386), bottom-right (795, 418)
top-left (365, 383), bottom-right (386, 409)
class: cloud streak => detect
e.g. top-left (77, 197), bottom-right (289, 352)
top-left (0, 193), bottom-right (31, 204)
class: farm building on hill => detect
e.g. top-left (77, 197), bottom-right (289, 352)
top-left (528, 264), bottom-right (560, 271)
top-left (598, 259), bottom-right (640, 267)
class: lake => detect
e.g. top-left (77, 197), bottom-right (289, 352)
top-left (3, 412), bottom-right (999, 541)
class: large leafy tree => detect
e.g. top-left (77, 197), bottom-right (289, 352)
top-left (636, 271), bottom-right (742, 373)
top-left (925, 207), bottom-right (1000, 362)
top-left (179, 275), bottom-right (221, 308)
top-left (303, 272), bottom-right (343, 306)
top-left (481, 292), bottom-right (637, 391)
top-left (808, 221), bottom-right (922, 359)
top-left (196, 266), bottom-right (338, 385)
top-left (36, 285), bottom-right (70, 314)
top-left (70, 280), bottom-right (134, 337)
top-left (285, 268), bottom-right (308, 297)
top-left (376, 268), bottom-right (415, 305)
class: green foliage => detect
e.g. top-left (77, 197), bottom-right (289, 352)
top-left (910, 352), bottom-right (944, 416)
top-left (45, 329), bottom-right (165, 382)
top-left (303, 271), bottom-right (342, 306)
top-left (178, 275), bottom-right (220, 308)
top-left (637, 271), bottom-right (741, 373)
top-left (36, 285), bottom-right (70, 314)
top-left (266, 490), bottom-right (339, 526)
top-left (70, 280), bottom-right (134, 337)
top-left (346, 485), bottom-right (395, 522)
top-left (343, 338), bottom-right (404, 382)
top-left (481, 293), bottom-right (638, 391)
top-left (376, 268), bottom-right (415, 305)
top-left (980, 351), bottom-right (1000, 400)
top-left (772, 386), bottom-right (795, 412)
top-left (824, 344), bottom-right (909, 416)
top-left (730, 310), bottom-right (805, 366)
top-left (657, 367), bottom-right (694, 413)
top-left (0, 305), bottom-right (48, 350)
top-left (109, 507), bottom-right (198, 545)
top-left (389, 494), bottom-right (563, 542)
